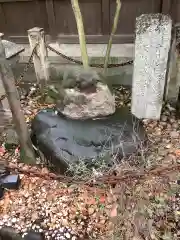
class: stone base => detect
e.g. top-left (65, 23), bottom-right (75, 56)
top-left (31, 107), bottom-right (146, 174)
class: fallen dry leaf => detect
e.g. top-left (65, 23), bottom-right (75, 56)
top-left (0, 146), bottom-right (6, 156)
top-left (174, 149), bottom-right (180, 156)
top-left (86, 198), bottom-right (96, 205)
top-left (99, 196), bottom-right (106, 203)
top-left (109, 203), bottom-right (117, 218)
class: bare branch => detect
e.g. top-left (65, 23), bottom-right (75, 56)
top-left (104, 0), bottom-right (121, 73)
top-left (71, 0), bottom-right (89, 68)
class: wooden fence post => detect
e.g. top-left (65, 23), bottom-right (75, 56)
top-left (28, 27), bottom-right (49, 89)
top-left (0, 37), bottom-right (36, 164)
top-left (0, 33), bottom-right (10, 113)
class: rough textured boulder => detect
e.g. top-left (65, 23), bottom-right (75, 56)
top-left (31, 107), bottom-right (146, 174)
top-left (56, 69), bottom-right (115, 119)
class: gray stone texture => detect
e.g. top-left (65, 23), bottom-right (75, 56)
top-left (31, 107), bottom-right (146, 174)
top-left (131, 14), bottom-right (172, 119)
top-left (2, 40), bottom-right (24, 59)
top-left (56, 69), bottom-right (115, 119)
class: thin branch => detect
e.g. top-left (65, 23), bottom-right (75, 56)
top-left (104, 0), bottom-right (121, 74)
top-left (71, 0), bottom-right (89, 68)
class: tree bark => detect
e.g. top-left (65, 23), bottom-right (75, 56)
top-left (104, 0), bottom-right (121, 74)
top-left (71, 0), bottom-right (89, 69)
top-left (0, 39), bottom-right (36, 164)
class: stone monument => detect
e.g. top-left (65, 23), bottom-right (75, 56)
top-left (131, 14), bottom-right (172, 119)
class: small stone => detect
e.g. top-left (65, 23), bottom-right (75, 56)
top-left (25, 110), bottom-right (32, 115)
top-left (61, 218), bottom-right (68, 226)
top-left (28, 100), bottom-right (33, 106)
top-left (65, 232), bottom-right (71, 238)
top-left (169, 118), bottom-right (176, 124)
top-left (6, 222), bottom-right (12, 227)
top-left (88, 207), bottom-right (95, 215)
top-left (160, 121), bottom-right (167, 127)
top-left (155, 129), bottom-right (162, 136)
top-left (31, 213), bottom-right (38, 221)
top-left (11, 218), bottom-right (16, 223)
top-left (59, 227), bottom-right (65, 233)
top-left (21, 95), bottom-right (25, 100)
top-left (166, 144), bottom-right (172, 149)
top-left (161, 115), bottom-right (168, 122)
top-left (100, 219), bottom-right (106, 224)
top-left (170, 131), bottom-right (179, 138)
top-left (172, 123), bottom-right (179, 129)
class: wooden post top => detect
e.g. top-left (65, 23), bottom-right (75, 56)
top-left (0, 33), bottom-right (4, 38)
top-left (28, 27), bottom-right (44, 33)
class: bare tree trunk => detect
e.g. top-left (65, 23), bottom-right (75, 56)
top-left (0, 40), bottom-right (36, 164)
top-left (104, 0), bottom-right (121, 74)
top-left (71, 0), bottom-right (89, 68)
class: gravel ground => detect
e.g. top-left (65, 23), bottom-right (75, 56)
top-left (0, 85), bottom-right (180, 239)
top-left (0, 174), bottom-right (111, 239)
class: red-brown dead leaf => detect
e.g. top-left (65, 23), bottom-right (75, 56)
top-left (174, 149), bottom-right (180, 156)
top-left (1, 192), bottom-right (10, 214)
top-left (99, 196), bottom-right (106, 203)
top-left (86, 197), bottom-right (96, 205)
top-left (109, 203), bottom-right (118, 218)
top-left (0, 146), bottom-right (6, 156)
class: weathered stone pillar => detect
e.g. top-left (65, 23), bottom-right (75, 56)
top-left (131, 14), bottom-right (172, 119)
top-left (28, 27), bottom-right (49, 89)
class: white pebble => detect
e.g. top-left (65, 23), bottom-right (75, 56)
top-left (7, 222), bottom-right (12, 226)
top-left (65, 232), bottom-right (71, 238)
top-left (59, 227), bottom-right (64, 233)
top-left (59, 237), bottom-right (65, 240)
top-left (11, 218), bottom-right (17, 223)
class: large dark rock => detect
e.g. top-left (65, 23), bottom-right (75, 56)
top-left (0, 227), bottom-right (22, 240)
top-left (31, 107), bottom-right (146, 173)
top-left (0, 228), bottom-right (44, 240)
top-left (24, 231), bottom-right (45, 240)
